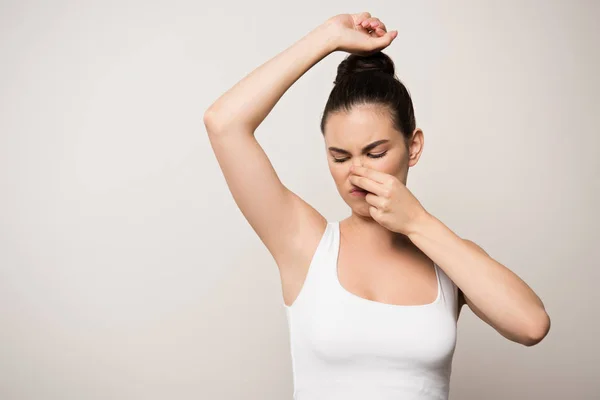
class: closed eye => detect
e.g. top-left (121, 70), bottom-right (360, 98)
top-left (333, 151), bottom-right (387, 163)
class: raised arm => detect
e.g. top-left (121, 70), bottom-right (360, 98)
top-left (204, 13), bottom-right (396, 132)
top-left (204, 24), bottom-right (335, 134)
top-left (203, 13), bottom-right (397, 275)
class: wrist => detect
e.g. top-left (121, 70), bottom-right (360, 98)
top-left (309, 21), bottom-right (340, 54)
top-left (407, 209), bottom-right (434, 238)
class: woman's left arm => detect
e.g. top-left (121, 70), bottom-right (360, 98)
top-left (347, 164), bottom-right (551, 346)
top-left (407, 212), bottom-right (551, 347)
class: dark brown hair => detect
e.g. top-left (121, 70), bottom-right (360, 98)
top-left (320, 51), bottom-right (416, 146)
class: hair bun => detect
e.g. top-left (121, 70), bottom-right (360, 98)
top-left (334, 51), bottom-right (396, 84)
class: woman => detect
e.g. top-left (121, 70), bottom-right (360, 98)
top-left (204, 11), bottom-right (550, 400)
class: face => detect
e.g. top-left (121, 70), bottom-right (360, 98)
top-left (323, 104), bottom-right (424, 216)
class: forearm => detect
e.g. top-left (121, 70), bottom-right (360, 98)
top-left (204, 23), bottom-right (338, 133)
top-left (408, 212), bottom-right (549, 342)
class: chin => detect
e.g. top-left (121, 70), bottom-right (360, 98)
top-left (346, 199), bottom-right (372, 215)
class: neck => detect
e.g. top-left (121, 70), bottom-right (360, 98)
top-left (342, 212), bottom-right (413, 251)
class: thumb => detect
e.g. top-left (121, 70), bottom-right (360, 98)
top-left (373, 30), bottom-right (398, 46)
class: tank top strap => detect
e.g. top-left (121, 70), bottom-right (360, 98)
top-left (434, 263), bottom-right (459, 318)
top-left (331, 221), bottom-right (448, 312)
top-left (315, 220), bottom-right (338, 277)
top-left (432, 263), bottom-right (445, 306)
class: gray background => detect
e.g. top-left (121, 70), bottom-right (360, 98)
top-left (1, 0), bottom-right (598, 399)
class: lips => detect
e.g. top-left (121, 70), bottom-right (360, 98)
top-left (350, 186), bottom-right (367, 193)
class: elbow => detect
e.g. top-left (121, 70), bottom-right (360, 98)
top-left (203, 106), bottom-right (223, 134)
top-left (522, 311), bottom-right (551, 347)
top-left (203, 107), bottom-right (251, 135)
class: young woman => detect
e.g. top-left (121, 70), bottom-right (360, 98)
top-left (204, 11), bottom-right (550, 400)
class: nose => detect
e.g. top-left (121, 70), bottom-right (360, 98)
top-left (351, 159), bottom-right (363, 170)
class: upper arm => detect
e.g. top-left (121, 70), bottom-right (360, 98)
top-left (205, 123), bottom-right (325, 269)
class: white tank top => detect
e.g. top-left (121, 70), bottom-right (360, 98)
top-left (283, 220), bottom-right (459, 400)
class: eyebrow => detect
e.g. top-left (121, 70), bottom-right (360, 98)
top-left (328, 139), bottom-right (390, 155)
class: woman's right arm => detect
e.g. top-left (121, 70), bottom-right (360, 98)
top-left (203, 14), bottom-right (396, 275)
top-left (204, 22), bottom-right (338, 134)
top-left (203, 21), bottom-right (339, 271)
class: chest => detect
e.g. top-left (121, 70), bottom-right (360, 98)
top-left (336, 246), bottom-right (440, 307)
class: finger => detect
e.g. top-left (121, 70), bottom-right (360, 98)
top-left (370, 18), bottom-right (384, 31)
top-left (361, 17), bottom-right (376, 28)
top-left (350, 165), bottom-right (393, 185)
top-left (374, 27), bottom-right (386, 37)
top-left (365, 193), bottom-right (386, 209)
top-left (350, 175), bottom-right (387, 197)
top-left (355, 12), bottom-right (371, 26)
top-left (377, 20), bottom-right (387, 31)
top-left (373, 29), bottom-right (398, 46)
top-left (362, 20), bottom-right (379, 37)
top-left (365, 17), bottom-right (385, 32)
top-left (366, 19), bottom-right (387, 37)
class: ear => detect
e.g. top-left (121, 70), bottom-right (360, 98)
top-left (407, 128), bottom-right (424, 167)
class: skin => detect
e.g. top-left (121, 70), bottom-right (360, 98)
top-left (325, 103), bottom-right (420, 249)
top-left (204, 12), bottom-right (551, 347)
top-left (324, 103), bottom-right (449, 310)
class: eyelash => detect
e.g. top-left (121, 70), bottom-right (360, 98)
top-left (333, 152), bottom-right (388, 163)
